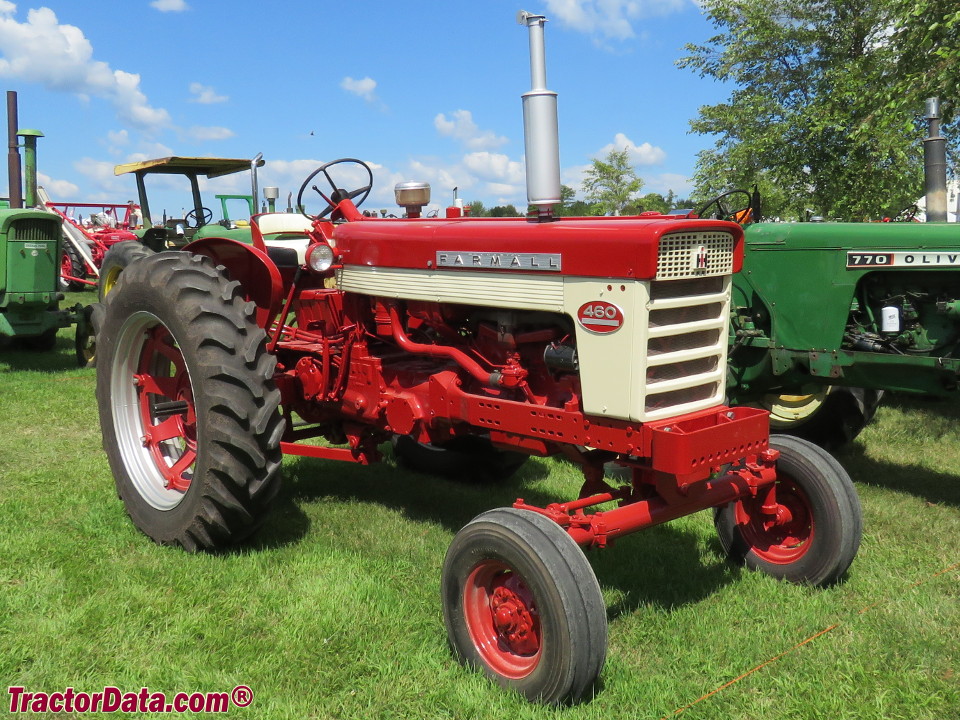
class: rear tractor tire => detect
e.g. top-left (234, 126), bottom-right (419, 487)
top-left (96, 251), bottom-right (284, 551)
top-left (442, 508), bottom-right (607, 704)
top-left (761, 386), bottom-right (882, 449)
top-left (98, 241), bottom-right (155, 302)
top-left (714, 434), bottom-right (862, 586)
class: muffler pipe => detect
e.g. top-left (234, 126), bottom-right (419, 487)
top-left (923, 97), bottom-right (948, 222)
top-left (519, 10), bottom-right (561, 218)
top-left (7, 91), bottom-right (21, 209)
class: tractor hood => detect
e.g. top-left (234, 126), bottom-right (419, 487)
top-left (744, 221), bottom-right (960, 250)
top-left (332, 216), bottom-right (744, 281)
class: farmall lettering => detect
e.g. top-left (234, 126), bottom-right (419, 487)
top-left (436, 251), bottom-right (561, 271)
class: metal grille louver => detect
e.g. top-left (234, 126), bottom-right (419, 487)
top-left (11, 219), bottom-right (59, 242)
top-left (642, 269), bottom-right (730, 418)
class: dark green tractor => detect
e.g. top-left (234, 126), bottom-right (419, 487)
top-left (0, 123), bottom-right (88, 361)
top-left (701, 189), bottom-right (960, 446)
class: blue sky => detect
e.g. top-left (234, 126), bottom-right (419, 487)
top-left (0, 0), bottom-right (729, 218)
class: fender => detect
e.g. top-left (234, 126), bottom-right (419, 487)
top-left (183, 236), bottom-right (284, 327)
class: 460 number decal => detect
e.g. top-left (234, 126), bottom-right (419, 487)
top-left (577, 301), bottom-right (624, 334)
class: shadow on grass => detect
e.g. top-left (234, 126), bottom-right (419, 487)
top-left (252, 449), bottom-right (740, 615)
top-left (0, 334), bottom-right (82, 373)
top-left (836, 443), bottom-right (960, 508)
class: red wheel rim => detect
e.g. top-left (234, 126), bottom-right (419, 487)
top-left (60, 251), bottom-right (73, 278)
top-left (734, 477), bottom-right (813, 564)
top-left (135, 324), bottom-right (197, 493)
top-left (463, 560), bottom-right (541, 679)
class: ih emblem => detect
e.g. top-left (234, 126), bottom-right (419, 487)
top-left (692, 245), bottom-right (709, 271)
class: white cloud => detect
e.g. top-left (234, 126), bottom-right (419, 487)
top-left (642, 172), bottom-right (693, 196)
top-left (183, 125), bottom-right (235, 141)
top-left (463, 152), bottom-right (525, 185)
top-left (150, 0), bottom-right (189, 12)
top-left (37, 171), bottom-right (78, 199)
top-left (188, 82), bottom-right (227, 104)
top-left (0, 6), bottom-right (171, 131)
top-left (544, 0), bottom-right (686, 40)
top-left (107, 129), bottom-right (129, 147)
top-left (434, 110), bottom-right (508, 151)
top-left (340, 76), bottom-right (377, 102)
top-left (596, 132), bottom-right (666, 165)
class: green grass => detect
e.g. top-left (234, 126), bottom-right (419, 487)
top-left (1, 299), bottom-right (958, 719)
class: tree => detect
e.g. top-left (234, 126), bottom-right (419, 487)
top-left (581, 148), bottom-right (644, 216)
top-left (636, 192), bottom-right (670, 214)
top-left (488, 204), bottom-right (522, 217)
top-left (679, 0), bottom-right (959, 221)
top-left (467, 200), bottom-right (486, 217)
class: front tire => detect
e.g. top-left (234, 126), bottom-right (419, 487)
top-left (442, 508), bottom-right (607, 704)
top-left (714, 435), bottom-right (862, 586)
top-left (96, 252), bottom-right (284, 551)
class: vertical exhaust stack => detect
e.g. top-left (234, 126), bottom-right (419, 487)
top-left (923, 97), bottom-right (948, 222)
top-left (7, 91), bottom-right (22, 209)
top-left (519, 10), bottom-right (561, 219)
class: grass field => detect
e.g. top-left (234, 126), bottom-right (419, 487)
top-left (1, 296), bottom-right (958, 719)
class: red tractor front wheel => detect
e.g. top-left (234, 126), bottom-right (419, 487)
top-left (714, 434), bottom-right (862, 586)
top-left (442, 508), bottom-right (607, 704)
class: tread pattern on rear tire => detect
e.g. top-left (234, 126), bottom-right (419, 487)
top-left (96, 251), bottom-right (284, 551)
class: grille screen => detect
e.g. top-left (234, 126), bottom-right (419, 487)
top-left (11, 219), bottom-right (59, 242)
top-left (639, 274), bottom-right (729, 419)
top-left (648, 329), bottom-right (721, 355)
top-left (649, 303), bottom-right (722, 328)
top-left (646, 356), bottom-right (719, 383)
top-left (656, 231), bottom-right (734, 280)
top-left (650, 276), bottom-right (724, 300)
top-left (645, 383), bottom-right (720, 413)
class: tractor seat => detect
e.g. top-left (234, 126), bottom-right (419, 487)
top-left (250, 212), bottom-right (316, 266)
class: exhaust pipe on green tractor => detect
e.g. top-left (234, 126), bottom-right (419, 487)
top-left (923, 97), bottom-right (948, 222)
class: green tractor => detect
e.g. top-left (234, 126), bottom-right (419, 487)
top-left (113, 154), bottom-right (265, 251)
top-left (694, 187), bottom-right (960, 447)
top-left (96, 154), bottom-right (267, 302)
top-left (0, 113), bottom-right (89, 361)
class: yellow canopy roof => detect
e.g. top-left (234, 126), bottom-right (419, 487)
top-left (114, 156), bottom-right (264, 178)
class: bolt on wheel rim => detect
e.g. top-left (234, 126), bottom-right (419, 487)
top-left (463, 560), bottom-right (541, 678)
top-left (110, 311), bottom-right (197, 510)
top-left (735, 478), bottom-right (813, 564)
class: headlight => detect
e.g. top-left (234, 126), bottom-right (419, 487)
top-left (306, 242), bottom-right (335, 272)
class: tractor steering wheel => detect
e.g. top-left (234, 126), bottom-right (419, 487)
top-left (184, 206), bottom-right (213, 228)
top-left (297, 158), bottom-right (374, 219)
top-left (696, 190), bottom-right (754, 225)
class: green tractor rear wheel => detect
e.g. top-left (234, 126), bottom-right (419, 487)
top-left (760, 386), bottom-right (882, 450)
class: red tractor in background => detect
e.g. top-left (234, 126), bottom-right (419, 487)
top-left (93, 12), bottom-right (862, 704)
top-left (44, 200), bottom-right (140, 291)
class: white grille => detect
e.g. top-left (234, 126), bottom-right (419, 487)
top-left (656, 231), bottom-right (734, 280)
top-left (641, 276), bottom-right (730, 419)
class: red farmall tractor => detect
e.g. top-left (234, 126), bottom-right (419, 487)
top-left (94, 12), bottom-right (862, 704)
